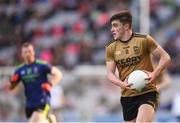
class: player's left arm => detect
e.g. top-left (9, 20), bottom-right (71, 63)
top-left (152, 46), bottom-right (171, 77)
top-left (41, 64), bottom-right (63, 92)
top-left (49, 66), bottom-right (63, 86)
top-left (150, 46), bottom-right (171, 83)
top-left (145, 35), bottom-right (171, 84)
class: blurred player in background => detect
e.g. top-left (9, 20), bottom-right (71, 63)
top-left (8, 42), bottom-right (63, 122)
top-left (106, 10), bottom-right (171, 122)
top-left (153, 58), bottom-right (171, 112)
top-left (156, 70), bottom-right (171, 92)
top-left (50, 83), bottom-right (65, 121)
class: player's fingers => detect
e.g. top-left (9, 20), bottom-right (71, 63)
top-left (145, 78), bottom-right (153, 85)
top-left (124, 77), bottom-right (129, 83)
top-left (145, 77), bottom-right (151, 80)
top-left (125, 86), bottom-right (136, 91)
top-left (126, 84), bottom-right (136, 91)
top-left (125, 86), bottom-right (131, 90)
top-left (131, 88), bottom-right (137, 91)
top-left (127, 83), bottom-right (133, 87)
top-left (148, 78), bottom-right (155, 84)
top-left (146, 83), bottom-right (151, 86)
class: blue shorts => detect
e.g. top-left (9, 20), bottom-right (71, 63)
top-left (25, 104), bottom-right (50, 119)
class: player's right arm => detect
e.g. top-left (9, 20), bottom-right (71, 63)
top-left (106, 61), bottom-right (132, 89)
top-left (106, 44), bottom-right (132, 90)
top-left (9, 72), bottom-right (20, 90)
top-left (145, 35), bottom-right (171, 84)
top-left (41, 62), bottom-right (63, 92)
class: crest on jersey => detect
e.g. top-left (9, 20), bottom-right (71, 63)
top-left (20, 70), bottom-right (25, 75)
top-left (115, 51), bottom-right (121, 55)
top-left (27, 68), bottom-right (32, 75)
top-left (34, 67), bottom-right (38, 73)
top-left (133, 46), bottom-right (140, 54)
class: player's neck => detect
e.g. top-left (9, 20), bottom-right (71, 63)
top-left (120, 30), bottom-right (133, 42)
top-left (25, 58), bottom-right (36, 64)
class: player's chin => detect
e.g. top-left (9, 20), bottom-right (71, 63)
top-left (113, 36), bottom-right (117, 40)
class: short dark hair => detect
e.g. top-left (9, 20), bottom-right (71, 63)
top-left (110, 10), bottom-right (132, 28)
top-left (22, 42), bottom-right (33, 47)
top-left (22, 42), bottom-right (34, 48)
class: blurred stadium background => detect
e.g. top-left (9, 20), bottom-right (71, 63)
top-left (0, 0), bottom-right (180, 122)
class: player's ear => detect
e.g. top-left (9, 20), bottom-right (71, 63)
top-left (123, 23), bottom-right (130, 30)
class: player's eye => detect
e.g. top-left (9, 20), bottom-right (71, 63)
top-left (112, 23), bottom-right (118, 28)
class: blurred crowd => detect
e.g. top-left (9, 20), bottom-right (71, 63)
top-left (0, 0), bottom-right (179, 72)
top-left (1, 0), bottom-right (180, 122)
top-left (164, 28), bottom-right (180, 74)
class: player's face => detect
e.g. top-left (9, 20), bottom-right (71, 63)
top-left (21, 45), bottom-right (35, 62)
top-left (111, 20), bottom-right (125, 40)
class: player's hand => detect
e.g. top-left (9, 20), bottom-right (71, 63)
top-left (41, 82), bottom-right (52, 92)
top-left (122, 77), bottom-right (136, 91)
top-left (10, 74), bottom-right (20, 89)
top-left (143, 70), bottom-right (156, 86)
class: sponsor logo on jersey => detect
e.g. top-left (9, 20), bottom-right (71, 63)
top-left (34, 67), bottom-right (38, 73)
top-left (117, 55), bottom-right (142, 68)
top-left (21, 70), bottom-right (25, 75)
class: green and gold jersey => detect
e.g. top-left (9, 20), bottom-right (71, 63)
top-left (106, 33), bottom-right (158, 97)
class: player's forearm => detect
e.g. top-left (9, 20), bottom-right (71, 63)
top-left (157, 74), bottom-right (171, 91)
top-left (153, 54), bottom-right (171, 77)
top-left (107, 72), bottom-right (123, 87)
top-left (50, 67), bottom-right (63, 86)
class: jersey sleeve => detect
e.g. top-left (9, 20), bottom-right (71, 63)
top-left (12, 69), bottom-right (21, 82)
top-left (10, 69), bottom-right (21, 89)
top-left (106, 44), bottom-right (115, 62)
top-left (146, 35), bottom-right (158, 53)
top-left (44, 63), bottom-right (52, 74)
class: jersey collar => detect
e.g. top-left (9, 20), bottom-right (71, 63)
top-left (119, 33), bottom-right (134, 43)
top-left (25, 59), bottom-right (36, 65)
